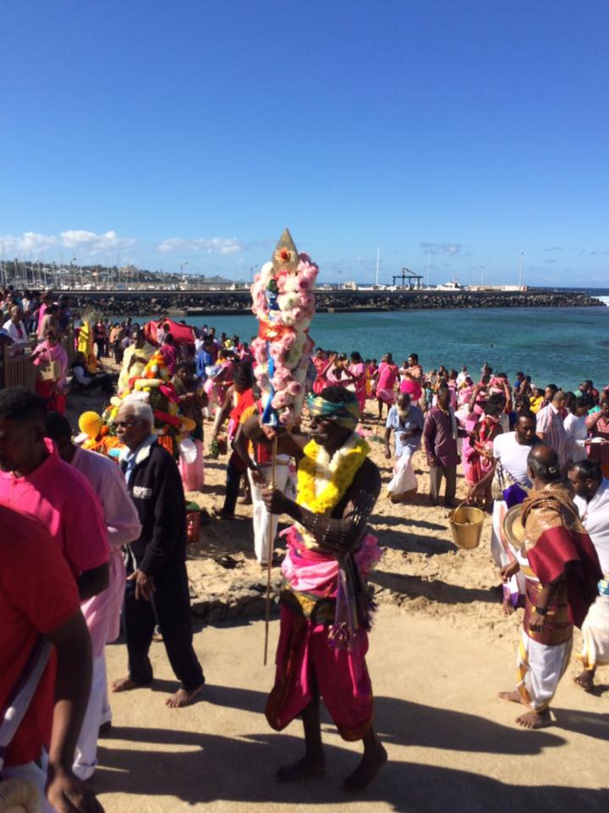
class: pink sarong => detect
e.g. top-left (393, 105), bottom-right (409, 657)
top-left (266, 605), bottom-right (373, 741)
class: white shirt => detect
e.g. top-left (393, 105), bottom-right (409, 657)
top-left (564, 413), bottom-right (588, 462)
top-left (574, 478), bottom-right (609, 574)
top-left (493, 432), bottom-right (532, 488)
top-left (2, 319), bottom-right (28, 344)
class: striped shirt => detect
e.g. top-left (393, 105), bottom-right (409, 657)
top-left (535, 404), bottom-right (568, 468)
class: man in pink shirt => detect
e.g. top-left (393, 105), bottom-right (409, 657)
top-left (46, 412), bottom-right (142, 781)
top-left (0, 388), bottom-right (109, 600)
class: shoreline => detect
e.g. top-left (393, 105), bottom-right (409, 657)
top-left (73, 289), bottom-right (605, 318)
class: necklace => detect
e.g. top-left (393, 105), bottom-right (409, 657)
top-left (297, 435), bottom-right (370, 516)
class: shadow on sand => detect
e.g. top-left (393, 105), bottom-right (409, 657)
top-left (369, 570), bottom-right (495, 606)
top-left (94, 687), bottom-right (609, 812)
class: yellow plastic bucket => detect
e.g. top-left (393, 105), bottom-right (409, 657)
top-left (448, 503), bottom-right (485, 550)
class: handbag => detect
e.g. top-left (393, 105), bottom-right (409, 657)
top-left (37, 360), bottom-right (62, 381)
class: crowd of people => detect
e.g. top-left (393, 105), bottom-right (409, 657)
top-left (1, 285), bottom-right (608, 810)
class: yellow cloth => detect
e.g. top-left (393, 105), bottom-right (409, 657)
top-left (117, 342), bottom-right (155, 393)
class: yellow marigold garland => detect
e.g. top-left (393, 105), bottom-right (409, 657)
top-left (297, 435), bottom-right (370, 516)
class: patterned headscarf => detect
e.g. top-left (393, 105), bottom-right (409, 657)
top-left (307, 391), bottom-right (361, 431)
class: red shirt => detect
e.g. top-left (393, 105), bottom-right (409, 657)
top-left (0, 503), bottom-right (80, 766)
top-left (229, 387), bottom-right (255, 423)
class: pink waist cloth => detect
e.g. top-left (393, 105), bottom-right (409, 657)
top-left (400, 379), bottom-right (422, 401)
top-left (280, 526), bottom-right (381, 597)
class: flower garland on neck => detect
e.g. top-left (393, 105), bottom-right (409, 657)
top-left (297, 434), bottom-right (370, 516)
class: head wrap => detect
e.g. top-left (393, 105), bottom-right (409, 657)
top-left (307, 391), bottom-right (360, 431)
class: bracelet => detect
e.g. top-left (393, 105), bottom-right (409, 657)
top-left (534, 606), bottom-right (547, 616)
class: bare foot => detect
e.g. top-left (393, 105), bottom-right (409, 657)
top-left (276, 756), bottom-right (325, 782)
top-left (111, 676), bottom-right (151, 693)
top-left (574, 670), bottom-right (595, 692)
top-left (212, 507), bottom-right (235, 520)
top-left (498, 690), bottom-right (526, 705)
top-left (343, 742), bottom-right (388, 792)
top-left (515, 709), bottom-right (552, 729)
top-left (165, 682), bottom-right (205, 708)
top-left (502, 599), bottom-right (516, 616)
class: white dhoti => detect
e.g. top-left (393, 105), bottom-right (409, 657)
top-left (517, 630), bottom-right (573, 711)
top-left (491, 500), bottom-right (525, 606)
top-left (73, 655), bottom-right (107, 780)
top-left (578, 590), bottom-right (609, 671)
top-left (387, 447), bottom-right (418, 496)
top-left (248, 459), bottom-right (290, 564)
top-left (74, 549), bottom-right (125, 780)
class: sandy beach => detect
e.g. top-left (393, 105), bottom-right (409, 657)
top-left (64, 391), bottom-right (609, 812)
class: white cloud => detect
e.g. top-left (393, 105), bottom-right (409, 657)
top-left (0, 231), bottom-right (59, 255)
top-left (419, 241), bottom-right (463, 257)
top-left (156, 237), bottom-right (244, 255)
top-left (0, 230), bottom-right (136, 258)
top-left (60, 230), bottom-right (136, 254)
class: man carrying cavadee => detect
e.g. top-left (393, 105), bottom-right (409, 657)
top-left (244, 386), bottom-right (387, 791)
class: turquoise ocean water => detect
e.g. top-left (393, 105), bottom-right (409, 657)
top-left (143, 291), bottom-right (609, 393)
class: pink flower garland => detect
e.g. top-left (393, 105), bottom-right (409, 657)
top-left (251, 253), bottom-right (318, 423)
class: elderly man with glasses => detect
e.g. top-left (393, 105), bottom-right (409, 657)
top-left (110, 401), bottom-right (205, 708)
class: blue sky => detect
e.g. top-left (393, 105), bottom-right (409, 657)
top-left (2, 0), bottom-right (608, 287)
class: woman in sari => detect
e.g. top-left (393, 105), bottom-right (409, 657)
top-left (365, 359), bottom-right (377, 398)
top-left (31, 329), bottom-right (69, 414)
top-left (312, 348), bottom-right (329, 395)
top-left (348, 351), bottom-right (367, 413)
top-left (464, 394), bottom-right (504, 512)
top-left (586, 395), bottom-right (609, 477)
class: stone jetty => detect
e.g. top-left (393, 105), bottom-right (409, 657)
top-left (75, 288), bottom-right (604, 318)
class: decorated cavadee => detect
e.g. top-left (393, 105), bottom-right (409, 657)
top-left (250, 228), bottom-right (318, 427)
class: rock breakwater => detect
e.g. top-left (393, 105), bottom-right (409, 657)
top-left (76, 289), bottom-right (604, 318)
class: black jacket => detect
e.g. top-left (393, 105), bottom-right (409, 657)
top-left (121, 438), bottom-right (187, 576)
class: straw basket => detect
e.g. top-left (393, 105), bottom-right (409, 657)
top-left (448, 502), bottom-right (485, 550)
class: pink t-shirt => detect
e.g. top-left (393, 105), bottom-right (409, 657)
top-left (0, 439), bottom-right (109, 578)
